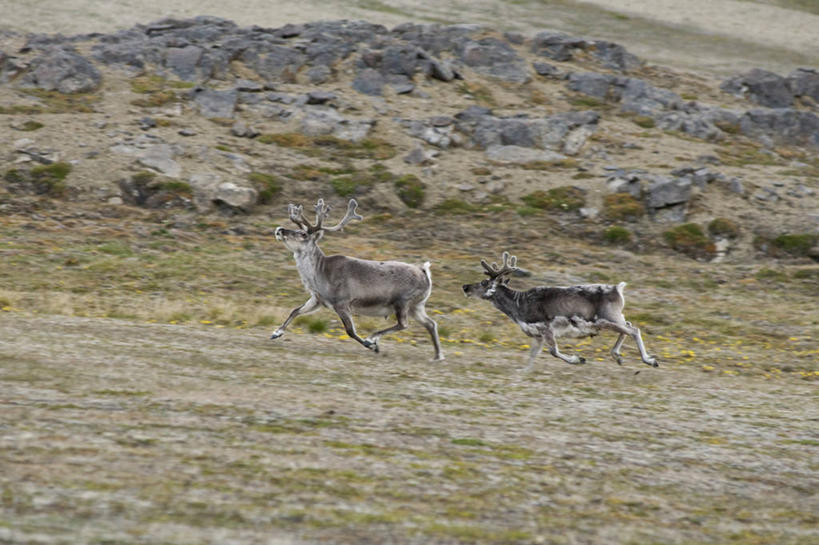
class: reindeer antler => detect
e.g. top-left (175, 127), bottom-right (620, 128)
top-left (287, 199), bottom-right (363, 233)
top-left (288, 203), bottom-right (311, 230)
top-left (480, 251), bottom-right (518, 279)
top-left (315, 198), bottom-right (363, 232)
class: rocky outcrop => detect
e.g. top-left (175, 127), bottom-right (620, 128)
top-left (453, 106), bottom-right (599, 156)
top-left (531, 30), bottom-right (642, 71)
top-left (722, 67), bottom-right (819, 107)
top-left (18, 47), bottom-right (102, 93)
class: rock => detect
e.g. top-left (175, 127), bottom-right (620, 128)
top-left (531, 31), bottom-right (640, 71)
top-left (18, 47), bottom-right (102, 93)
top-left (137, 144), bottom-right (182, 178)
top-left (403, 145), bottom-right (435, 165)
top-left (213, 182), bottom-right (257, 212)
top-left (190, 87), bottom-right (238, 118)
top-left (306, 65), bottom-right (332, 84)
top-left (579, 207), bottom-right (599, 219)
top-left (305, 90), bottom-right (337, 105)
top-left (563, 126), bottom-right (595, 156)
top-left (786, 68), bottom-right (819, 103)
top-left (235, 79), bottom-right (265, 92)
top-left (645, 175), bottom-right (692, 210)
top-left (231, 121), bottom-right (259, 138)
top-left (532, 62), bottom-right (560, 77)
top-left (266, 92), bottom-right (296, 104)
top-left (352, 68), bottom-right (385, 96)
top-left (607, 175), bottom-right (642, 198)
top-left (139, 117), bottom-right (157, 130)
top-left (426, 56), bottom-right (456, 82)
top-left (739, 108), bottom-right (819, 148)
top-left (165, 45), bottom-right (204, 81)
top-left (485, 145), bottom-right (567, 164)
top-left (721, 69), bottom-right (793, 108)
top-left (299, 108), bottom-right (374, 142)
top-left (458, 37), bottom-right (530, 83)
top-left (590, 41), bottom-right (642, 71)
top-left (567, 72), bottom-right (615, 99)
top-left (531, 30), bottom-right (585, 62)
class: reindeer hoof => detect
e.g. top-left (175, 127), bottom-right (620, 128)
top-left (645, 357), bottom-right (659, 368)
top-left (363, 339), bottom-right (379, 353)
top-left (270, 331), bottom-right (283, 340)
top-left (578, 356), bottom-right (586, 364)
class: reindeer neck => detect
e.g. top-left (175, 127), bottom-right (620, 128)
top-left (292, 242), bottom-right (326, 287)
top-left (489, 284), bottom-right (525, 321)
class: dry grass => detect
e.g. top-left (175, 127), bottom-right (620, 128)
top-left (0, 205), bottom-right (817, 545)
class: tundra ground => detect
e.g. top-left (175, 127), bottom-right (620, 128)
top-left (1, 210), bottom-right (817, 544)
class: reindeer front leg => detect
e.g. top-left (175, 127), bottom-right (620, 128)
top-left (334, 305), bottom-right (379, 353)
top-left (270, 296), bottom-right (321, 339)
top-left (543, 326), bottom-right (586, 365)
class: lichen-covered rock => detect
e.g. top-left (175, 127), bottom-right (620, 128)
top-left (721, 68), bottom-right (793, 108)
top-left (190, 87), bottom-right (238, 118)
top-left (18, 47), bottom-right (102, 93)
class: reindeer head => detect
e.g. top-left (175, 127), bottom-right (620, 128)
top-left (275, 198), bottom-right (363, 252)
top-left (462, 251), bottom-right (518, 299)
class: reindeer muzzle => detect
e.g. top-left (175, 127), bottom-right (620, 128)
top-left (274, 227), bottom-right (284, 241)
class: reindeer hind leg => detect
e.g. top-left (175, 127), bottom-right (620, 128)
top-left (411, 305), bottom-right (444, 361)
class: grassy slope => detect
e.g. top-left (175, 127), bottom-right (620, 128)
top-left (1, 204), bottom-right (817, 543)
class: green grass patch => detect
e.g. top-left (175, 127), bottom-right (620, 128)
top-left (15, 89), bottom-right (100, 114)
top-left (394, 174), bottom-right (426, 208)
top-left (663, 223), bottom-right (716, 259)
top-left (247, 172), bottom-right (282, 204)
top-left (772, 233), bottom-right (818, 257)
top-left (602, 193), bottom-right (645, 221)
top-left (708, 217), bottom-right (740, 239)
top-left (603, 225), bottom-right (632, 245)
top-left (717, 143), bottom-right (783, 167)
top-left (434, 199), bottom-right (479, 214)
top-left (258, 133), bottom-right (396, 160)
top-left (16, 120), bottom-right (44, 131)
top-left (521, 186), bottom-right (585, 212)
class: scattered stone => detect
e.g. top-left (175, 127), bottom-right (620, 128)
top-left (235, 79), bottom-right (265, 92)
top-left (300, 108), bottom-right (374, 142)
top-left (190, 87), bottom-right (238, 119)
top-left (230, 121), bottom-right (259, 138)
top-left (178, 128), bottom-right (196, 137)
top-left (485, 145), bottom-right (567, 164)
top-left (352, 68), bottom-right (385, 96)
top-left (305, 90), bottom-right (337, 105)
top-left (139, 117), bottom-right (157, 130)
top-left (137, 144), bottom-right (182, 178)
top-left (403, 145), bottom-right (435, 165)
top-left (532, 62), bottom-right (560, 77)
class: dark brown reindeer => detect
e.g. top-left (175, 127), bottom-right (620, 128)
top-left (462, 252), bottom-right (657, 370)
top-left (271, 198), bottom-right (444, 361)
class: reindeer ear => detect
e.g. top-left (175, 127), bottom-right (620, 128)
top-left (311, 230), bottom-right (325, 241)
top-left (501, 277), bottom-right (511, 286)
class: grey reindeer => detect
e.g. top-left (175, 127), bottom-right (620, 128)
top-left (271, 198), bottom-right (444, 361)
top-left (462, 252), bottom-right (658, 370)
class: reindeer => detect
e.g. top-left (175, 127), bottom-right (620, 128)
top-left (271, 198), bottom-right (444, 361)
top-left (462, 252), bottom-right (658, 370)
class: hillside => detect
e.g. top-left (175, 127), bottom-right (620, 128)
top-left (1, 10), bottom-right (818, 545)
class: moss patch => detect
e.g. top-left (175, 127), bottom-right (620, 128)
top-left (663, 223), bottom-right (716, 259)
top-left (602, 193), bottom-right (645, 222)
top-left (521, 186), bottom-right (585, 212)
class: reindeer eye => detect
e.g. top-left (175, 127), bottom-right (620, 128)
top-left (481, 280), bottom-right (488, 287)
